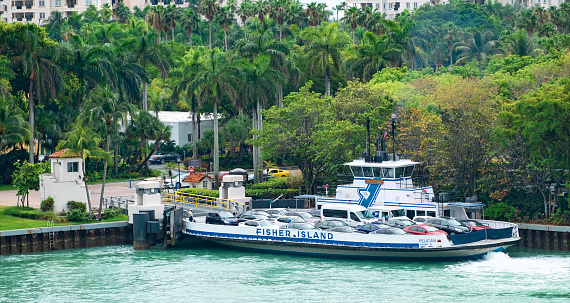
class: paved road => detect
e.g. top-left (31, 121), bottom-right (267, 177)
top-left (0, 180), bottom-right (138, 208)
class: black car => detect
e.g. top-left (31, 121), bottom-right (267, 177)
top-left (424, 217), bottom-right (470, 235)
top-left (205, 211), bottom-right (238, 225)
top-left (148, 152), bottom-right (182, 164)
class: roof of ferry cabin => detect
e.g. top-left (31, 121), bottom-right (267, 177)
top-left (345, 159), bottom-right (420, 167)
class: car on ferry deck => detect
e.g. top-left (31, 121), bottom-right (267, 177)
top-left (239, 219), bottom-right (278, 229)
top-left (285, 211), bottom-right (320, 223)
top-left (356, 223), bottom-right (389, 234)
top-left (412, 216), bottom-right (434, 223)
top-left (330, 226), bottom-right (359, 233)
top-left (237, 214), bottom-right (270, 223)
top-left (315, 220), bottom-right (348, 230)
top-left (403, 224), bottom-right (447, 236)
top-left (459, 219), bottom-right (493, 231)
top-left (205, 211), bottom-right (238, 225)
top-left (371, 227), bottom-right (408, 235)
top-left (265, 208), bottom-right (288, 217)
top-left (281, 222), bottom-right (317, 230)
top-left (425, 217), bottom-right (470, 235)
top-left (273, 216), bottom-right (300, 227)
top-left (386, 218), bottom-right (417, 229)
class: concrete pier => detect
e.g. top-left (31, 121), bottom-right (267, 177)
top-left (0, 222), bottom-right (132, 255)
top-left (517, 223), bottom-right (570, 251)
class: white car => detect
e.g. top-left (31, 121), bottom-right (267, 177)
top-left (164, 173), bottom-right (190, 189)
top-left (239, 219), bottom-right (279, 229)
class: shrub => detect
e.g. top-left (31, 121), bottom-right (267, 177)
top-left (119, 172), bottom-right (140, 179)
top-left (2, 206), bottom-right (58, 221)
top-left (67, 201), bottom-right (86, 213)
top-left (40, 197), bottom-right (55, 212)
top-left (178, 188), bottom-right (219, 198)
top-left (485, 202), bottom-right (517, 221)
top-left (67, 209), bottom-right (89, 222)
top-left (250, 178), bottom-right (289, 189)
top-left (245, 188), bottom-right (299, 199)
top-left (103, 207), bottom-right (124, 219)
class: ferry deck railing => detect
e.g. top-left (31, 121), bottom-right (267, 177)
top-left (479, 219), bottom-right (520, 237)
top-left (163, 191), bottom-right (246, 212)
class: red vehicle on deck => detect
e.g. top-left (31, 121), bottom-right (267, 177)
top-left (404, 224), bottom-right (447, 236)
top-left (460, 220), bottom-right (493, 232)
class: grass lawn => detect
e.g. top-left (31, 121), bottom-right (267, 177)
top-left (0, 206), bottom-right (127, 231)
top-left (0, 184), bottom-right (15, 191)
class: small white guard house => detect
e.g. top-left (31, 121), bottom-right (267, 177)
top-left (128, 181), bottom-right (164, 224)
top-left (40, 149), bottom-right (91, 213)
top-left (182, 172), bottom-right (213, 189)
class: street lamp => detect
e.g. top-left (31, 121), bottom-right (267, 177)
top-left (391, 114), bottom-right (397, 161)
top-left (177, 158), bottom-right (181, 190)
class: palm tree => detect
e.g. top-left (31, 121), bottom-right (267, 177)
top-left (189, 49), bottom-right (243, 188)
top-left (345, 32), bottom-right (401, 81)
top-left (171, 47), bottom-right (208, 159)
top-left (237, 0), bottom-right (254, 39)
top-left (253, 0), bottom-right (269, 29)
top-left (216, 6), bottom-right (235, 51)
top-left (334, 2), bottom-right (345, 21)
top-left (300, 22), bottom-right (351, 96)
top-left (305, 2), bottom-right (319, 26)
top-left (501, 29), bottom-right (541, 57)
top-left (113, 2), bottom-right (132, 24)
top-left (146, 5), bottom-right (166, 43)
top-left (456, 27), bottom-right (501, 73)
top-left (82, 85), bottom-right (136, 220)
top-left (342, 6), bottom-right (359, 43)
top-left (241, 55), bottom-right (285, 183)
top-left (0, 97), bottom-right (31, 153)
top-left (100, 3), bottom-right (113, 23)
top-left (181, 8), bottom-right (200, 46)
top-left (134, 31), bottom-right (169, 111)
top-left (61, 35), bottom-right (113, 112)
top-left (43, 11), bottom-right (65, 41)
top-left (8, 23), bottom-right (64, 163)
top-left (57, 123), bottom-right (107, 218)
top-left (83, 5), bottom-right (100, 23)
top-left (269, 0), bottom-right (290, 41)
top-left (285, 0), bottom-right (305, 28)
top-left (164, 4), bottom-right (180, 42)
top-left (109, 43), bottom-right (148, 105)
top-left (199, 0), bottom-right (220, 49)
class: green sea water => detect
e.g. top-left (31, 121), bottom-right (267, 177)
top-left (1, 242), bottom-right (569, 303)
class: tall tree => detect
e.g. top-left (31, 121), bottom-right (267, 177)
top-left (300, 22), bottom-right (350, 96)
top-left (0, 97), bottom-right (31, 153)
top-left (181, 8), bottom-right (200, 46)
top-left (456, 27), bottom-right (501, 73)
top-left (7, 23), bottom-right (64, 163)
top-left (237, 0), bottom-right (254, 39)
top-left (216, 6), bottom-right (235, 51)
top-left (145, 5), bottom-right (166, 44)
top-left (189, 49), bottom-right (242, 188)
top-left (82, 85), bottom-right (135, 220)
top-left (57, 123), bottom-right (106, 218)
top-left (342, 6), bottom-right (359, 43)
top-left (345, 32), bottom-right (401, 82)
top-left (199, 0), bottom-right (220, 49)
top-left (134, 31), bottom-right (169, 111)
top-left (269, 0), bottom-right (290, 41)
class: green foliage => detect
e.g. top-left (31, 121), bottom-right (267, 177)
top-left (67, 201), bottom-right (87, 213)
top-left (548, 209), bottom-right (570, 225)
top-left (245, 188), bottom-right (299, 199)
top-left (11, 161), bottom-right (50, 198)
top-left (103, 207), bottom-right (124, 219)
top-left (2, 206), bottom-right (58, 221)
top-left (249, 177), bottom-right (289, 189)
top-left (67, 208), bottom-right (90, 222)
top-left (485, 202), bottom-right (517, 221)
top-left (40, 197), bottom-right (55, 213)
top-left (178, 187), bottom-right (219, 197)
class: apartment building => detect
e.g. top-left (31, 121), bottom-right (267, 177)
top-left (347, 0), bottom-right (448, 20)
top-left (0, 0), bottom-right (188, 25)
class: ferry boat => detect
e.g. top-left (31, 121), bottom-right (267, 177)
top-left (183, 220), bottom-right (519, 260)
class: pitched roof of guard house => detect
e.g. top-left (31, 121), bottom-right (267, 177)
top-left (183, 172), bottom-right (212, 183)
top-left (49, 149), bottom-right (80, 158)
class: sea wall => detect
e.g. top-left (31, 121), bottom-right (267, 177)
top-left (517, 223), bottom-right (570, 251)
top-left (0, 221), bottom-right (132, 255)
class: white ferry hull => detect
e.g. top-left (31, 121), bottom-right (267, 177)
top-left (183, 222), bottom-right (520, 260)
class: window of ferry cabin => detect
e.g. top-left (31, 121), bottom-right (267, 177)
top-left (351, 167), bottom-right (364, 177)
top-left (372, 167), bottom-right (382, 178)
top-left (363, 167), bottom-right (373, 177)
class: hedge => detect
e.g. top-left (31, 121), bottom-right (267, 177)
top-left (2, 206), bottom-right (58, 221)
top-left (177, 187), bottom-right (299, 200)
top-left (249, 178), bottom-right (289, 190)
top-left (40, 197), bottom-right (54, 212)
top-left (178, 188), bottom-right (219, 198)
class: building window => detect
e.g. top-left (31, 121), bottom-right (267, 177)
top-left (384, 3), bottom-right (386, 8)
top-left (389, 3), bottom-right (392, 8)
top-left (67, 162), bottom-right (79, 173)
top-left (39, 12), bottom-right (45, 18)
top-left (202, 180), bottom-right (208, 188)
top-left (375, 3), bottom-right (379, 8)
top-left (414, 2), bottom-right (417, 8)
top-left (86, 0), bottom-right (92, 5)
top-left (187, 133), bottom-right (192, 142)
top-left (55, 0), bottom-right (61, 6)
top-left (39, 0), bottom-right (45, 6)
top-left (406, 2), bottom-right (410, 8)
